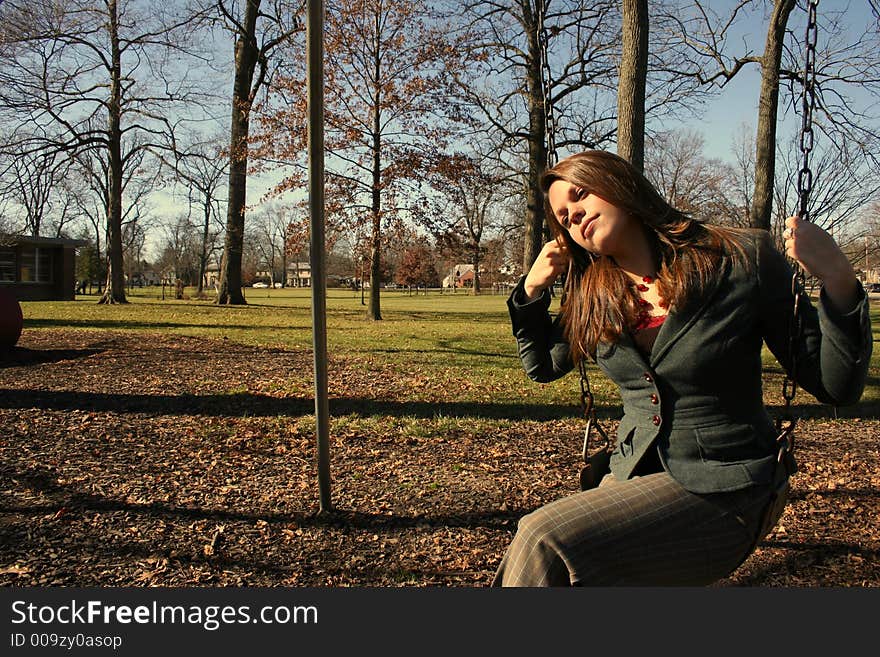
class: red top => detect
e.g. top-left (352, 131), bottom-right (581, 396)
top-left (634, 313), bottom-right (667, 332)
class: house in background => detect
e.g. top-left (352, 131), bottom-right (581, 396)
top-left (286, 261), bottom-right (311, 287)
top-left (0, 235), bottom-right (88, 301)
top-left (442, 264), bottom-right (475, 288)
top-left (204, 263), bottom-right (220, 288)
top-left (139, 270), bottom-right (163, 286)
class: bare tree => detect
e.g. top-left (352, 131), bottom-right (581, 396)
top-left (421, 153), bottom-right (514, 295)
top-left (156, 214), bottom-right (202, 286)
top-left (256, 0), bottom-right (464, 319)
top-left (750, 0), bottom-right (795, 230)
top-left (0, 150), bottom-right (80, 237)
top-left (663, 1), bottom-right (880, 230)
top-left (332, 223), bottom-right (371, 301)
top-left (122, 216), bottom-right (148, 288)
top-left (70, 144), bottom-right (163, 293)
top-left (772, 131), bottom-right (880, 254)
top-left (448, 1), bottom-right (619, 273)
top-left (729, 122), bottom-right (757, 225)
top-left (250, 206), bottom-right (295, 287)
top-left (175, 135), bottom-right (228, 295)
top-left (0, 0), bottom-right (214, 303)
top-left (645, 129), bottom-right (742, 226)
top-left (213, 0), bottom-right (304, 305)
top-left (779, 5), bottom-right (880, 173)
top-left (855, 201), bottom-right (880, 281)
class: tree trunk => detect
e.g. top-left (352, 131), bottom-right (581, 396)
top-left (197, 193), bottom-right (211, 295)
top-left (750, 0), bottom-right (795, 230)
top-left (280, 232), bottom-right (287, 287)
top-left (617, 0), bottom-right (648, 172)
top-left (217, 0), bottom-right (261, 305)
top-left (99, 0), bottom-right (127, 305)
top-left (523, 4), bottom-right (547, 274)
top-left (471, 246), bottom-right (481, 295)
top-left (368, 162), bottom-right (382, 319)
top-left (368, 28), bottom-right (382, 321)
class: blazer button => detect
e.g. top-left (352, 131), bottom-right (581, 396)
top-left (643, 372), bottom-right (653, 383)
top-left (652, 415), bottom-right (661, 426)
top-left (650, 393), bottom-right (659, 405)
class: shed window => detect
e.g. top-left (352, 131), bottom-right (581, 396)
top-left (0, 248), bottom-right (14, 282)
top-left (37, 248), bottom-right (52, 282)
top-left (19, 247), bottom-right (53, 283)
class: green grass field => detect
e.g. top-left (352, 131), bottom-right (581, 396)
top-left (18, 285), bottom-right (880, 422)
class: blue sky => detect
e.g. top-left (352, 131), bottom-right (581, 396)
top-left (662, 1), bottom-right (879, 163)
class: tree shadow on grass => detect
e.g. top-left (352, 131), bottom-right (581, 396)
top-left (0, 387), bottom-right (620, 421)
top-left (371, 346), bottom-right (513, 360)
top-left (10, 384), bottom-right (878, 421)
top-left (2, 464), bottom-right (522, 531)
top-left (0, 465), bottom-right (520, 583)
top-left (0, 347), bottom-right (105, 369)
top-left (25, 318), bottom-right (311, 332)
top-left (2, 500), bottom-right (522, 532)
top-left (763, 400), bottom-right (880, 420)
top-left (0, 517), bottom-right (500, 584)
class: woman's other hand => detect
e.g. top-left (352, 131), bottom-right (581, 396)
top-left (524, 240), bottom-right (570, 300)
top-left (783, 215), bottom-right (860, 313)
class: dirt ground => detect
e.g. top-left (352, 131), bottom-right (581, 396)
top-left (1, 329), bottom-right (878, 587)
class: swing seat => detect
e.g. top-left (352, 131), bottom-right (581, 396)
top-left (751, 443), bottom-right (797, 555)
top-left (757, 468), bottom-right (791, 542)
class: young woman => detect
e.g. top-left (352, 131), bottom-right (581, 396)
top-left (493, 150), bottom-right (872, 586)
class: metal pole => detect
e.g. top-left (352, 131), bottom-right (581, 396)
top-left (307, 0), bottom-right (332, 513)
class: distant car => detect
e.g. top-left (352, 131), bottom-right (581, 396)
top-left (252, 282), bottom-right (269, 288)
top-left (274, 282), bottom-right (283, 288)
top-left (865, 282), bottom-right (880, 293)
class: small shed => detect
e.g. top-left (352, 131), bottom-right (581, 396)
top-left (0, 235), bottom-right (88, 301)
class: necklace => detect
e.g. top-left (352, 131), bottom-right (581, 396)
top-left (632, 275), bottom-right (668, 332)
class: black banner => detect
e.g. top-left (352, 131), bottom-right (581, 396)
top-left (1, 587), bottom-right (874, 654)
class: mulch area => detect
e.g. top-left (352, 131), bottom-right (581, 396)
top-left (1, 329), bottom-right (878, 587)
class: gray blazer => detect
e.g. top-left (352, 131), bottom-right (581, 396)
top-left (508, 229), bottom-right (872, 494)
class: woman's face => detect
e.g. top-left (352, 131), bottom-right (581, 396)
top-left (547, 179), bottom-right (640, 257)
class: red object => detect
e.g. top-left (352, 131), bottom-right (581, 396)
top-left (0, 288), bottom-right (23, 348)
top-left (642, 276), bottom-right (654, 284)
top-left (637, 283), bottom-right (649, 292)
top-left (634, 313), bottom-right (667, 332)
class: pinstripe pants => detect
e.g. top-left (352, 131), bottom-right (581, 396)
top-left (492, 471), bottom-right (782, 587)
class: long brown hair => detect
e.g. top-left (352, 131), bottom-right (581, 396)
top-left (541, 150), bottom-right (749, 362)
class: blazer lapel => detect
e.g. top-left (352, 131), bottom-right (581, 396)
top-left (618, 329), bottom-right (650, 370)
top-left (649, 256), bottom-right (729, 368)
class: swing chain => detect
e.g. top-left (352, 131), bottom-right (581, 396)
top-left (579, 359), bottom-right (611, 464)
top-left (778, 0), bottom-right (819, 472)
top-left (541, 2), bottom-right (607, 467)
top-left (538, 0), bottom-right (559, 168)
top-left (797, 0), bottom-right (819, 223)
